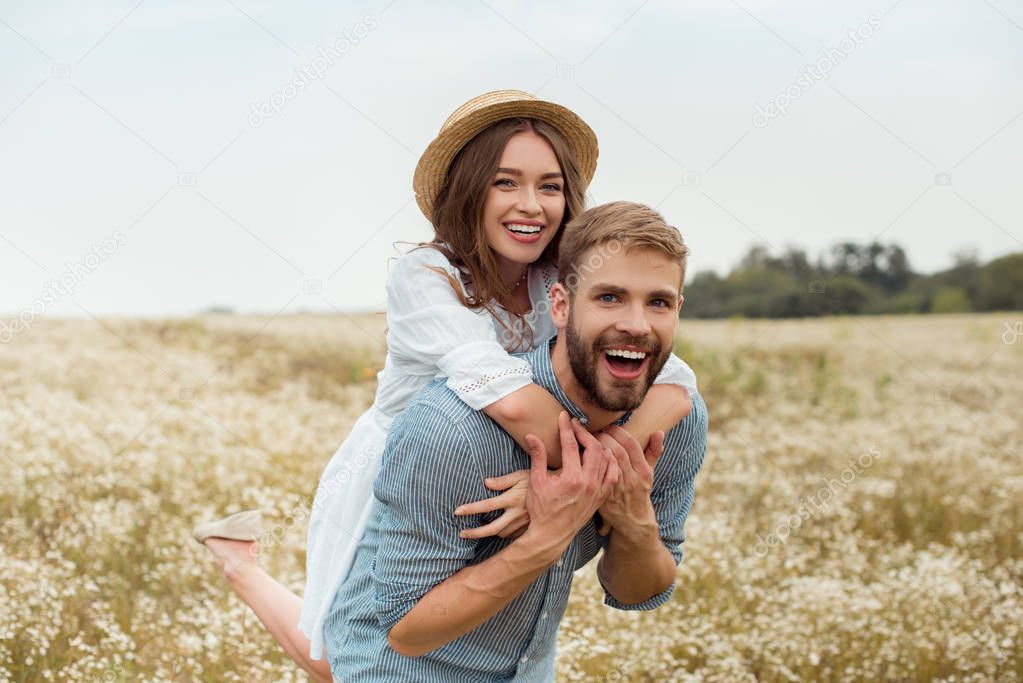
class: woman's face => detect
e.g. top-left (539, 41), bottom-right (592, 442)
top-left (482, 130), bottom-right (566, 277)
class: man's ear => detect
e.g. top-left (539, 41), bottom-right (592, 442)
top-left (549, 282), bottom-right (570, 328)
top-left (677, 293), bottom-right (685, 314)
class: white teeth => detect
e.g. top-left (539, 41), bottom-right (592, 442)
top-left (505, 223), bottom-right (542, 234)
top-left (605, 349), bottom-right (647, 360)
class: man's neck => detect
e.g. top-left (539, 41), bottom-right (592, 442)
top-left (549, 337), bottom-right (626, 432)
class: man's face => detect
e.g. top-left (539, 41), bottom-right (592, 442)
top-left (553, 245), bottom-right (684, 412)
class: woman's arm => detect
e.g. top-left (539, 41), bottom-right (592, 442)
top-left (459, 382), bottom-right (690, 540)
top-left (390, 250), bottom-right (692, 464)
top-left (484, 380), bottom-right (692, 467)
top-left (483, 384), bottom-right (564, 468)
top-left (618, 384), bottom-right (692, 446)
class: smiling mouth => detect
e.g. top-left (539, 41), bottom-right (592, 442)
top-left (601, 347), bottom-right (650, 380)
top-left (504, 223), bottom-right (543, 234)
top-left (503, 222), bottom-right (544, 243)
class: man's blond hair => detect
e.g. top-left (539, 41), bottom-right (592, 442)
top-left (557, 201), bottom-right (688, 293)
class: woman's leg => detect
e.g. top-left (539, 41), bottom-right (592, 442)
top-left (204, 538), bottom-right (333, 683)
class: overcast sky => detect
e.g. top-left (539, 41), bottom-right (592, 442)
top-left (2, 0), bottom-right (1021, 318)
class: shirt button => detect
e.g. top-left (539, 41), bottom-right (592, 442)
top-left (541, 611), bottom-right (548, 619)
top-left (556, 559), bottom-right (564, 568)
top-left (521, 656), bottom-right (529, 664)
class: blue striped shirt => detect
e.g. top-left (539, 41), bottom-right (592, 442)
top-left (324, 336), bottom-right (708, 682)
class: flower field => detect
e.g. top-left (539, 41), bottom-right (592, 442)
top-left (1, 313), bottom-right (1020, 681)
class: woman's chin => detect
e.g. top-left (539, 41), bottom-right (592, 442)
top-left (497, 237), bottom-right (552, 264)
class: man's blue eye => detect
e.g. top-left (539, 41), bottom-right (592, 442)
top-left (599, 294), bottom-right (617, 303)
top-left (651, 299), bottom-right (668, 307)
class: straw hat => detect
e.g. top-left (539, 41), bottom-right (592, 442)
top-left (413, 90), bottom-right (599, 222)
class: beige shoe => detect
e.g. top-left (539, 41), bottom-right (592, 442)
top-left (191, 509), bottom-right (263, 544)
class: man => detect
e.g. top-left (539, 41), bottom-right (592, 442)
top-left (324, 201), bottom-right (708, 681)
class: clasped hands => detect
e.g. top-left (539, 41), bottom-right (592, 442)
top-left (454, 412), bottom-right (664, 542)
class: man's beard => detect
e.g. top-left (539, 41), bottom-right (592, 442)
top-left (564, 308), bottom-right (670, 412)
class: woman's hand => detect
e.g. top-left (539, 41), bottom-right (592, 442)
top-left (453, 470), bottom-right (531, 539)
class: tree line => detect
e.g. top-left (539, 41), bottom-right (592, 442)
top-left (681, 242), bottom-right (1023, 318)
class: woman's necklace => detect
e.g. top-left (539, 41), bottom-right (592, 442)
top-left (511, 267), bottom-right (528, 291)
top-left (500, 267), bottom-right (529, 317)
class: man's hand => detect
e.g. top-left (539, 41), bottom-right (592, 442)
top-left (594, 425), bottom-right (664, 539)
top-left (594, 425), bottom-right (680, 606)
top-left (520, 412), bottom-right (620, 557)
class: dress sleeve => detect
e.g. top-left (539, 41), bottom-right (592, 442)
top-left (652, 352), bottom-right (699, 394)
top-left (385, 247), bottom-right (533, 410)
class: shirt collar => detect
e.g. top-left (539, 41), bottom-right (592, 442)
top-left (524, 335), bottom-right (632, 428)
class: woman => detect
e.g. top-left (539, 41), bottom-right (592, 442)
top-left (192, 90), bottom-right (697, 682)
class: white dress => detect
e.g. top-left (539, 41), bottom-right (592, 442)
top-left (298, 246), bottom-right (699, 659)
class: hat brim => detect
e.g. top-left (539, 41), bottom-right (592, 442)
top-left (413, 98), bottom-right (598, 222)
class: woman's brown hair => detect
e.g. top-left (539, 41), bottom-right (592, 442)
top-left (418, 117), bottom-right (587, 350)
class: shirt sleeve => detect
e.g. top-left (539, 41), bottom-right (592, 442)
top-left (370, 404), bottom-right (488, 629)
top-left (651, 352), bottom-right (699, 394)
top-left (599, 392), bottom-right (709, 611)
top-left (385, 247), bottom-right (533, 410)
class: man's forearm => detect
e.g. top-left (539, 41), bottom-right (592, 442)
top-left (598, 518), bottom-right (676, 605)
top-left (388, 530), bottom-right (564, 657)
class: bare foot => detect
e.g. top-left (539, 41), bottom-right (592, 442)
top-left (202, 537), bottom-right (260, 584)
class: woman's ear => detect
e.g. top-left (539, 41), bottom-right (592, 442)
top-left (549, 282), bottom-right (570, 328)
